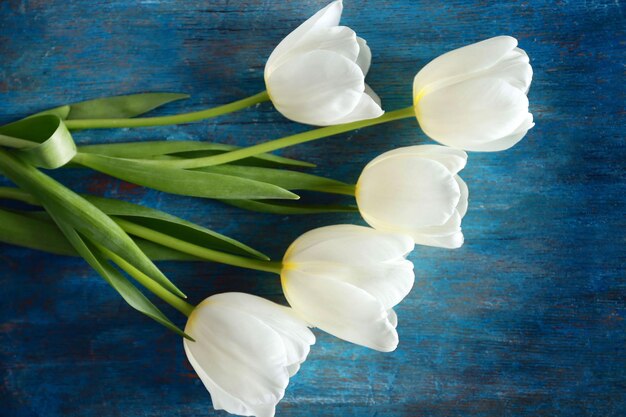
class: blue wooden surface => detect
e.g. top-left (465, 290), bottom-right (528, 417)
top-left (1, 1), bottom-right (624, 416)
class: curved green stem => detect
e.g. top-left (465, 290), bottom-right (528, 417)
top-left (64, 91), bottom-right (270, 130)
top-left (102, 247), bottom-right (195, 317)
top-left (115, 217), bottom-right (282, 274)
top-left (154, 106), bottom-right (416, 169)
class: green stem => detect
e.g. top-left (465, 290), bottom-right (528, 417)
top-left (64, 91), bottom-right (270, 130)
top-left (115, 217), bottom-right (282, 274)
top-left (0, 134), bottom-right (35, 149)
top-left (155, 106), bottom-right (416, 169)
top-left (0, 186), bottom-right (283, 271)
top-left (0, 186), bottom-right (39, 205)
top-left (101, 246), bottom-right (195, 317)
top-left (318, 184), bottom-right (356, 196)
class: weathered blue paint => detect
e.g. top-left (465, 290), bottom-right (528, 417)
top-left (0, 1), bottom-right (624, 416)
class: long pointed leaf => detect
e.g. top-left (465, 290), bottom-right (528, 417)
top-left (73, 152), bottom-right (300, 200)
top-left (4, 93), bottom-right (188, 127)
top-left (27, 105), bottom-right (71, 120)
top-left (0, 207), bottom-right (75, 256)
top-left (0, 149), bottom-right (185, 298)
top-left (66, 93), bottom-right (190, 120)
top-left (83, 195), bottom-right (268, 260)
top-left (221, 199), bottom-right (359, 214)
top-left (78, 141), bottom-right (314, 168)
top-left (196, 165), bottom-right (350, 193)
top-left (48, 212), bottom-right (189, 339)
top-left (0, 207), bottom-right (199, 261)
top-left (0, 187), bottom-right (228, 261)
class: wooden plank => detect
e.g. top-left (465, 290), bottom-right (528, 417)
top-left (0, 1), bottom-right (624, 416)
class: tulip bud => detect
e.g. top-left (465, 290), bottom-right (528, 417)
top-left (413, 36), bottom-right (534, 151)
top-left (356, 145), bottom-right (469, 249)
top-left (281, 225), bottom-right (414, 352)
top-left (265, 0), bottom-right (384, 126)
top-left (184, 293), bottom-right (315, 417)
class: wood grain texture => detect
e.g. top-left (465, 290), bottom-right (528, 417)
top-left (1, 0), bottom-right (624, 416)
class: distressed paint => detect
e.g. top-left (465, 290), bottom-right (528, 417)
top-left (0, 1), bottom-right (624, 416)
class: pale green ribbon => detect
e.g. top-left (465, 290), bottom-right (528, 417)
top-left (0, 114), bottom-right (76, 169)
top-left (0, 92), bottom-right (193, 169)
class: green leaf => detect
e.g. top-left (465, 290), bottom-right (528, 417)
top-left (0, 207), bottom-right (76, 256)
top-left (196, 165), bottom-right (350, 193)
top-left (65, 93), bottom-right (189, 120)
top-left (0, 149), bottom-right (185, 298)
top-left (78, 141), bottom-right (315, 168)
top-left (27, 105), bottom-right (71, 120)
top-left (72, 152), bottom-right (300, 200)
top-left (47, 212), bottom-right (189, 339)
top-left (3, 93), bottom-right (187, 127)
top-left (0, 187), bottom-right (238, 261)
top-left (0, 115), bottom-right (76, 168)
top-left (83, 195), bottom-right (268, 260)
top-left (221, 199), bottom-right (359, 214)
top-left (0, 207), bottom-right (200, 261)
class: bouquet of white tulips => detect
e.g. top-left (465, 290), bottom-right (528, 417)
top-left (0, 1), bottom-right (534, 416)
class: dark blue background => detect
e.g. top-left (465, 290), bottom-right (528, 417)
top-left (1, 1), bottom-right (624, 416)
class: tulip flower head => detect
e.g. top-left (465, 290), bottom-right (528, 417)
top-left (264, 0), bottom-right (384, 126)
top-left (413, 36), bottom-right (534, 151)
top-left (183, 293), bottom-right (315, 417)
top-left (356, 145), bottom-right (469, 249)
top-left (281, 225), bottom-right (414, 352)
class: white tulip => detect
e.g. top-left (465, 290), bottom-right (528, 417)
top-left (183, 292), bottom-right (315, 417)
top-left (265, 0), bottom-right (383, 126)
top-left (281, 225), bottom-right (414, 352)
top-left (356, 145), bottom-right (469, 249)
top-left (413, 36), bottom-right (534, 151)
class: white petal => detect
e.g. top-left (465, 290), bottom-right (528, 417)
top-left (282, 269), bottom-right (399, 352)
top-left (462, 113), bottom-right (534, 152)
top-left (367, 145), bottom-right (467, 175)
top-left (355, 36), bottom-right (372, 75)
top-left (416, 77), bottom-right (529, 148)
top-left (415, 229), bottom-right (464, 249)
top-left (329, 89), bottom-right (384, 124)
top-left (184, 302), bottom-right (289, 417)
top-left (413, 36), bottom-right (518, 96)
top-left (344, 262), bottom-right (414, 310)
top-left (364, 83), bottom-right (381, 106)
top-left (485, 47), bottom-right (533, 93)
top-left (411, 210), bottom-right (464, 249)
top-left (284, 224), bottom-right (414, 265)
top-left (266, 50), bottom-right (364, 126)
top-left (387, 309), bottom-right (398, 328)
top-left (455, 175), bottom-right (469, 218)
top-left (310, 26), bottom-right (358, 62)
top-left (266, 0), bottom-right (343, 71)
top-left (270, 26), bottom-right (359, 71)
top-left (357, 155), bottom-right (461, 230)
top-left (209, 293), bottom-right (315, 370)
top-left (290, 257), bottom-right (414, 310)
top-left (286, 363), bottom-right (301, 377)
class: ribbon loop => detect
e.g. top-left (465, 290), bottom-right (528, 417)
top-left (0, 114), bottom-right (76, 169)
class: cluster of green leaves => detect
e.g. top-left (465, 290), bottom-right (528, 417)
top-left (76, 140), bottom-right (358, 213)
top-left (1, 92), bottom-right (357, 212)
top-left (0, 92), bottom-right (356, 337)
top-left (0, 175), bottom-right (273, 337)
top-left (0, 150), bottom-right (192, 337)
